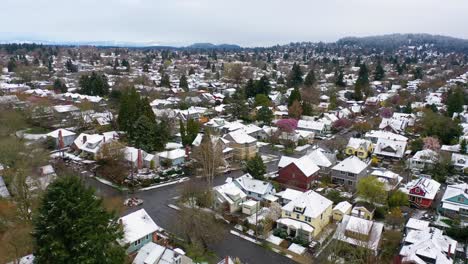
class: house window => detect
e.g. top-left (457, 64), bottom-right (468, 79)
top-left (458, 197), bottom-right (465, 203)
top-left (305, 216), bottom-right (312, 222)
top-left (134, 239), bottom-right (141, 246)
top-left (296, 213), bottom-right (301, 219)
top-left (146, 235), bottom-right (149, 240)
top-left (348, 180), bottom-right (353, 185)
top-left (285, 211), bottom-right (291, 217)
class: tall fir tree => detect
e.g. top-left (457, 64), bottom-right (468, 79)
top-left (374, 62), bottom-right (385, 81)
top-left (33, 176), bottom-right (126, 264)
top-left (335, 70), bottom-right (345, 87)
top-left (303, 69), bottom-right (316, 86)
top-left (288, 87), bottom-right (302, 107)
top-left (179, 75), bottom-right (189, 91)
top-left (287, 63), bottom-right (303, 88)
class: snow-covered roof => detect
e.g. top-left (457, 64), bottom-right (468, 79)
top-left (406, 218), bottom-right (430, 232)
top-left (373, 138), bottom-right (407, 158)
top-left (158, 148), bottom-right (185, 160)
top-left (276, 188), bottom-right (304, 202)
top-left (282, 190), bottom-right (332, 219)
top-left (52, 104), bottom-right (79, 113)
top-left (400, 227), bottom-right (456, 264)
top-left (347, 138), bottom-right (372, 149)
top-left (46, 128), bottom-right (76, 138)
top-left (440, 183), bottom-right (468, 212)
top-left (234, 174), bottom-right (274, 196)
top-left (333, 201), bottom-right (352, 214)
top-left (364, 130), bottom-right (408, 142)
top-left (277, 217), bottom-right (314, 233)
top-left (333, 215), bottom-right (384, 254)
top-left (400, 177), bottom-right (441, 200)
top-left (332, 156), bottom-right (368, 174)
top-left (0, 176), bottom-right (11, 198)
top-left (214, 181), bottom-right (247, 205)
top-left (133, 242), bottom-right (183, 264)
top-left (306, 148), bottom-right (336, 168)
top-left (119, 209), bottom-right (162, 244)
top-left (226, 129), bottom-right (256, 144)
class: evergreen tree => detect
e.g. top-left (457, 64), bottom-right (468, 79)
top-left (244, 79), bottom-right (256, 98)
top-left (160, 73), bottom-right (171, 87)
top-left (33, 176), bottom-right (126, 264)
top-left (179, 75), bottom-right (189, 91)
top-left (188, 67), bottom-right (195, 75)
top-left (143, 64), bottom-right (149, 72)
top-left (304, 69), bottom-right (316, 86)
top-left (254, 75), bottom-right (271, 95)
top-left (302, 102), bottom-right (313, 116)
top-left (446, 87), bottom-right (465, 117)
top-left (354, 64), bottom-right (369, 99)
top-left (154, 119), bottom-right (170, 151)
top-left (132, 115), bottom-right (156, 152)
top-left (53, 79), bottom-right (67, 93)
top-left (277, 76), bottom-right (285, 85)
top-left (254, 94), bottom-right (270, 107)
top-left (287, 63), bottom-right (303, 88)
top-left (65, 59), bottom-right (78, 72)
top-left (335, 70), bottom-right (345, 87)
top-left (180, 119), bottom-right (200, 146)
top-left (461, 139), bottom-right (467, 154)
top-left (403, 101), bottom-right (413, 114)
top-left (79, 72), bottom-right (110, 96)
top-left (374, 62), bottom-right (385, 81)
top-left (7, 58), bottom-right (17, 72)
top-left (413, 67), bottom-right (423, 80)
top-left (245, 154), bottom-right (266, 180)
top-left (256, 106), bottom-right (273, 125)
top-left (288, 88), bottom-right (302, 107)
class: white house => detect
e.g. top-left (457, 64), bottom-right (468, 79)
top-left (133, 242), bottom-right (193, 264)
top-left (409, 149), bottom-right (439, 171)
top-left (233, 173), bottom-right (275, 201)
top-left (373, 137), bottom-right (407, 159)
top-left (400, 227), bottom-right (456, 264)
top-left (333, 215), bottom-right (384, 255)
top-left (213, 179), bottom-right (247, 213)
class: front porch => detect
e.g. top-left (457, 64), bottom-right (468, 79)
top-left (276, 218), bottom-right (314, 242)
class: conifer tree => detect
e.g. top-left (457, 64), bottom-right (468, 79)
top-left (304, 69), bottom-right (316, 86)
top-left (288, 88), bottom-right (302, 107)
top-left (179, 75), bottom-right (189, 91)
top-left (287, 63), bottom-right (303, 88)
top-left (374, 62), bottom-right (385, 81)
top-left (33, 176), bottom-right (126, 264)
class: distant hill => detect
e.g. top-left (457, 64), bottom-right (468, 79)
top-left (337, 33), bottom-right (468, 53)
top-left (187, 43), bottom-right (242, 50)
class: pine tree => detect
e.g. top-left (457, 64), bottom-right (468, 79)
top-left (160, 73), bottom-right (171, 87)
top-left (245, 154), bottom-right (266, 180)
top-left (287, 63), bottom-right (303, 88)
top-left (188, 67), bottom-right (195, 75)
top-left (335, 70), bottom-right (345, 87)
top-left (33, 176), bottom-right (126, 264)
top-left (447, 87), bottom-right (465, 117)
top-left (132, 115), bottom-right (156, 152)
top-left (179, 75), bottom-right (189, 91)
top-left (461, 139), bottom-right (467, 154)
top-left (288, 88), bottom-right (302, 107)
top-left (254, 75), bottom-right (271, 95)
top-left (256, 106), bottom-right (274, 125)
top-left (53, 79), bottom-right (67, 93)
top-left (354, 64), bottom-right (369, 99)
top-left (244, 79), bottom-right (256, 98)
top-left (374, 62), bottom-right (385, 81)
top-left (304, 69), bottom-right (316, 86)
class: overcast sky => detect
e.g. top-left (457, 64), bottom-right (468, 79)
top-left (1, 0), bottom-right (467, 46)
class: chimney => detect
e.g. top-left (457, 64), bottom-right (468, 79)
top-left (137, 149), bottom-right (143, 169)
top-left (82, 135), bottom-right (87, 144)
top-left (225, 256), bottom-right (229, 264)
top-left (58, 130), bottom-right (64, 149)
top-left (152, 232), bottom-right (158, 242)
top-left (448, 244), bottom-right (451, 258)
top-left (118, 219), bottom-right (123, 226)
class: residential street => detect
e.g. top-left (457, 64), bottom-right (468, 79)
top-left (79, 166), bottom-right (296, 264)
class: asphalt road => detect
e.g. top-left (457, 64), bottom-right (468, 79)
top-left (79, 165), bottom-right (296, 264)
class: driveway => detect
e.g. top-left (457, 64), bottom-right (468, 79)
top-left (79, 170), bottom-right (296, 264)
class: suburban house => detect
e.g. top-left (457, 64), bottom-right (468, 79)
top-left (400, 177), bottom-right (441, 209)
top-left (364, 130), bottom-right (408, 144)
top-left (276, 155), bottom-right (320, 190)
top-left (233, 173), bottom-right (275, 201)
top-left (409, 149), bottom-right (439, 171)
top-left (276, 190), bottom-right (333, 241)
top-left (275, 188), bottom-right (304, 206)
top-left (46, 128), bottom-right (76, 148)
top-left (306, 147), bottom-right (337, 176)
top-left (369, 168), bottom-right (403, 191)
top-left (332, 201), bottom-right (352, 221)
top-left (157, 148), bottom-right (186, 167)
top-left (124, 147), bottom-right (159, 169)
top-left (439, 183), bottom-right (468, 219)
top-left (351, 203), bottom-right (375, 220)
top-left (213, 179), bottom-right (248, 213)
top-left (133, 242), bottom-right (193, 264)
top-left (72, 131), bottom-right (119, 159)
top-left (297, 119), bottom-right (331, 137)
top-left (331, 156), bottom-right (369, 189)
top-left (400, 227), bottom-right (457, 264)
top-left (345, 138), bottom-right (373, 159)
top-left (405, 218), bottom-right (430, 234)
top-left (373, 137), bottom-right (407, 159)
top-left (379, 118), bottom-right (408, 134)
top-left (223, 129), bottom-right (257, 160)
top-left (333, 215), bottom-right (384, 255)
top-left (451, 153), bottom-right (468, 171)
top-left (119, 209), bottom-right (163, 254)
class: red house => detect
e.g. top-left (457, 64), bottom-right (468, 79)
top-left (401, 177), bottom-right (441, 209)
top-left (276, 155), bottom-right (320, 190)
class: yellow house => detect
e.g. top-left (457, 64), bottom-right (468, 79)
top-left (224, 130), bottom-right (258, 160)
top-left (276, 191), bottom-right (333, 241)
top-left (351, 204), bottom-right (375, 220)
top-left (345, 138), bottom-right (373, 159)
top-left (332, 201), bottom-right (352, 221)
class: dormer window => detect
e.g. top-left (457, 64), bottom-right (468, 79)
top-left (294, 206), bottom-right (305, 213)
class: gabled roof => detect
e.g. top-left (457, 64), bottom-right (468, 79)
top-left (282, 190), bottom-right (332, 218)
top-left (46, 128), bottom-right (76, 138)
top-left (333, 201), bottom-right (352, 214)
top-left (279, 155), bottom-right (320, 177)
top-left (400, 177), bottom-right (441, 200)
top-left (234, 173), bottom-right (274, 196)
top-left (306, 148), bottom-right (336, 168)
top-left (373, 138), bottom-right (407, 158)
top-left (276, 188), bottom-right (304, 202)
top-left (119, 209), bottom-right (161, 244)
top-left (332, 156), bottom-right (368, 174)
top-left (225, 129), bottom-right (256, 144)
